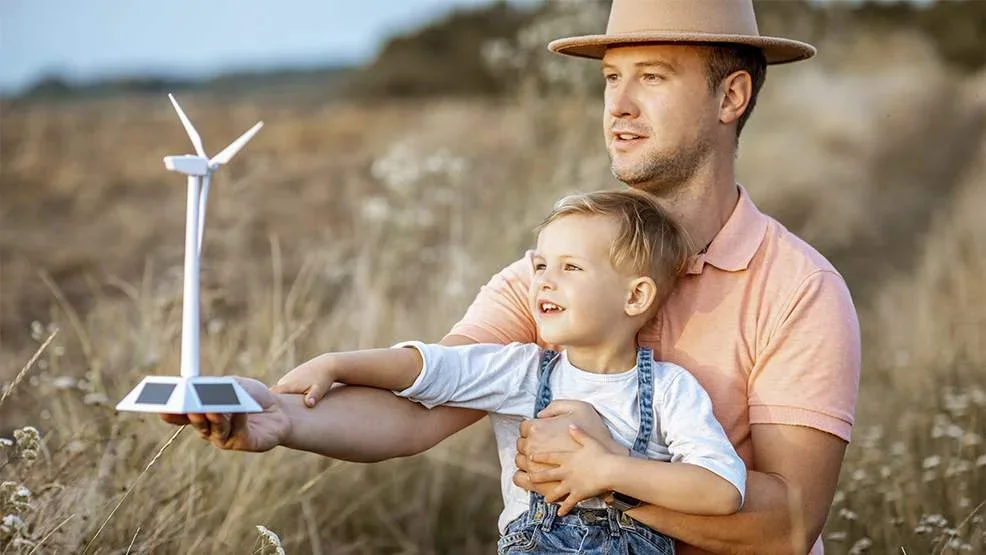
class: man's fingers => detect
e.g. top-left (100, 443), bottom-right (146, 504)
top-left (187, 413), bottom-right (210, 434)
top-left (530, 451), bottom-right (565, 466)
top-left (205, 412), bottom-right (232, 441)
top-left (545, 486), bottom-right (568, 505)
top-left (558, 495), bottom-right (577, 516)
top-left (515, 452), bottom-right (530, 472)
top-left (537, 399), bottom-right (576, 418)
top-left (516, 436), bottom-right (530, 457)
top-left (518, 418), bottom-right (533, 438)
top-left (529, 468), bottom-right (565, 484)
top-left (512, 469), bottom-right (533, 491)
top-left (159, 413), bottom-right (190, 426)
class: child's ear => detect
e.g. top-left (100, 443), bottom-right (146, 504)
top-left (625, 277), bottom-right (658, 317)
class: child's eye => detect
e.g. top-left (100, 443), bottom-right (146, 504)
top-left (564, 263), bottom-right (582, 271)
top-left (533, 263), bottom-right (547, 272)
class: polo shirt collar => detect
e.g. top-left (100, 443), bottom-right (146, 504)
top-left (687, 184), bottom-right (768, 275)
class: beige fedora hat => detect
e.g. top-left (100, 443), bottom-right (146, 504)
top-left (548, 0), bottom-right (816, 65)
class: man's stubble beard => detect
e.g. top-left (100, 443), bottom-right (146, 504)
top-left (610, 134), bottom-right (713, 197)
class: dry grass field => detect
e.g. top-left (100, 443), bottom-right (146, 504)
top-left (2, 11), bottom-right (986, 555)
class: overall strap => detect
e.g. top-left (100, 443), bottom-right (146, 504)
top-left (631, 347), bottom-right (655, 455)
top-left (529, 348), bottom-right (561, 517)
top-left (533, 349), bottom-right (560, 417)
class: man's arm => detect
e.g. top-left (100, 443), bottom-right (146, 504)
top-left (516, 419), bottom-right (845, 554)
top-left (622, 424), bottom-right (846, 555)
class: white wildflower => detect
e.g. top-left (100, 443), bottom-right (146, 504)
top-left (255, 525), bottom-right (286, 555)
top-left (51, 376), bottom-right (77, 390)
top-left (975, 454), bottom-right (986, 467)
top-left (838, 508), bottom-right (858, 521)
top-left (0, 438), bottom-right (12, 448)
top-left (922, 455), bottom-right (941, 469)
top-left (825, 531), bottom-right (847, 542)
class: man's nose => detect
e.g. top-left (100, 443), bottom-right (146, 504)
top-left (606, 82), bottom-right (639, 119)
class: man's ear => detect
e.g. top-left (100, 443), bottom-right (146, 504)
top-left (719, 70), bottom-right (753, 127)
top-left (625, 277), bottom-right (658, 317)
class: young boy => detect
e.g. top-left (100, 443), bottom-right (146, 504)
top-left (274, 190), bottom-right (746, 554)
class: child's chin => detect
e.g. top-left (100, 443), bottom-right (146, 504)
top-left (539, 331), bottom-right (568, 346)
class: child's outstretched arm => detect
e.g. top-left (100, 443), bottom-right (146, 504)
top-left (274, 347), bottom-right (423, 407)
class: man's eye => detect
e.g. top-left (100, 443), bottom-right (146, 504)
top-left (642, 73), bottom-right (662, 83)
top-left (604, 73), bottom-right (618, 83)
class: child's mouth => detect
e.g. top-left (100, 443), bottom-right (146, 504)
top-left (538, 301), bottom-right (565, 315)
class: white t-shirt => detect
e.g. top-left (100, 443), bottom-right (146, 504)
top-left (393, 341), bottom-right (747, 533)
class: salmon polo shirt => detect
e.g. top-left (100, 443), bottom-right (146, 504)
top-left (446, 184), bottom-right (860, 554)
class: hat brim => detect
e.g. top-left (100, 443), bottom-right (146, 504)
top-left (548, 32), bottom-right (816, 65)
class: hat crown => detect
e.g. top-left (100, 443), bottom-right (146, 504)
top-left (606, 0), bottom-right (761, 38)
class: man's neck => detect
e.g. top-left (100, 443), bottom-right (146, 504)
top-left (642, 151), bottom-right (740, 255)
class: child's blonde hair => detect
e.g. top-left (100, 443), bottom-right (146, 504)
top-left (536, 189), bottom-right (692, 307)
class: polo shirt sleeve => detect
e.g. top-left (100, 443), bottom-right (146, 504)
top-left (748, 270), bottom-right (861, 442)
top-left (444, 253), bottom-right (538, 345)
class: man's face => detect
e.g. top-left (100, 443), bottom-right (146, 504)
top-left (528, 214), bottom-right (638, 348)
top-left (601, 44), bottom-right (719, 195)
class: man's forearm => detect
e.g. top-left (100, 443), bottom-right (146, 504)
top-left (279, 384), bottom-right (484, 462)
top-left (625, 470), bottom-right (804, 555)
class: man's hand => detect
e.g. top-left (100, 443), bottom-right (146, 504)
top-left (271, 353), bottom-right (337, 407)
top-left (514, 400), bottom-right (623, 495)
top-left (528, 424), bottom-right (619, 515)
top-left (159, 378), bottom-right (289, 452)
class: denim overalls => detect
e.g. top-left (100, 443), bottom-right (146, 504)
top-left (497, 347), bottom-right (675, 555)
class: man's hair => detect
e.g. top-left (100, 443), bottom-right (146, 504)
top-left (536, 189), bottom-right (692, 307)
top-left (703, 44), bottom-right (767, 139)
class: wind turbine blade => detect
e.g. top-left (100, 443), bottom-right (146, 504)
top-left (168, 93), bottom-right (207, 158)
top-left (210, 122), bottom-right (263, 166)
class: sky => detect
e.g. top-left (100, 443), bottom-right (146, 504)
top-left (0, 0), bottom-right (527, 95)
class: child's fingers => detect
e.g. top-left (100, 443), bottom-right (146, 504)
top-left (270, 378), bottom-right (303, 394)
top-left (304, 382), bottom-right (330, 407)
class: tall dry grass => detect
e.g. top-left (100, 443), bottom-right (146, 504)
top-left (2, 21), bottom-right (986, 555)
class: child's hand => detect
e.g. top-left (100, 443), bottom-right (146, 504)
top-left (271, 354), bottom-right (337, 408)
top-left (528, 424), bottom-right (620, 516)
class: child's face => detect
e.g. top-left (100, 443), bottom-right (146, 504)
top-left (529, 214), bottom-right (643, 348)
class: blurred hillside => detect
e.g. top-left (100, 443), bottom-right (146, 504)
top-left (12, 0), bottom-right (986, 102)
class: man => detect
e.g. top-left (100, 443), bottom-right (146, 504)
top-left (162, 1), bottom-right (860, 553)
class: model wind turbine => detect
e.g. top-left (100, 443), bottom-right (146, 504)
top-left (116, 94), bottom-right (263, 414)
